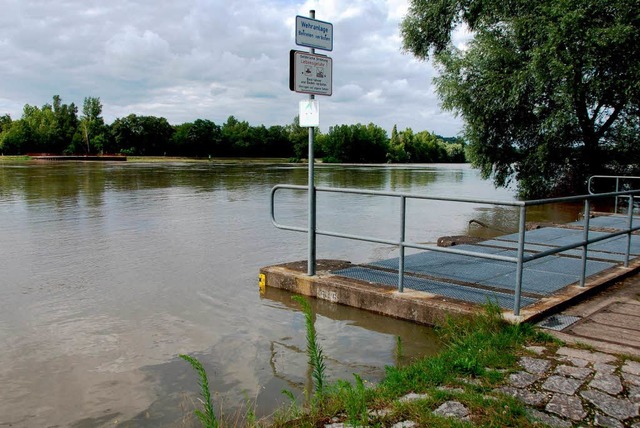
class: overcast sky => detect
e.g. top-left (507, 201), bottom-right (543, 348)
top-left (0, 0), bottom-right (467, 136)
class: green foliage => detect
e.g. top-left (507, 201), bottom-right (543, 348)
top-left (323, 123), bottom-right (389, 163)
top-left (387, 126), bottom-right (465, 163)
top-left (172, 119), bottom-right (222, 157)
top-left (330, 374), bottom-right (369, 426)
top-left (271, 389), bottom-right (303, 425)
top-left (402, 0), bottom-right (640, 198)
top-left (110, 114), bottom-right (174, 155)
top-left (77, 96), bottom-right (106, 154)
top-left (287, 115), bottom-right (318, 160)
top-left (382, 304), bottom-right (541, 396)
top-left (274, 304), bottom-right (552, 427)
top-left (291, 295), bottom-right (327, 402)
top-left (179, 354), bottom-right (218, 428)
top-left (3, 96), bottom-right (467, 163)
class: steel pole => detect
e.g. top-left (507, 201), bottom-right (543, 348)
top-left (307, 9), bottom-right (316, 276)
top-left (625, 195), bottom-right (634, 267)
top-left (580, 199), bottom-right (591, 287)
top-left (513, 206), bottom-right (527, 316)
top-left (398, 196), bottom-right (406, 292)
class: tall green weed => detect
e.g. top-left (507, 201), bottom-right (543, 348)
top-left (179, 354), bottom-right (219, 428)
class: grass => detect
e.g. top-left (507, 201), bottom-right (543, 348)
top-left (0, 155), bottom-right (30, 161)
top-left (180, 302), bottom-right (557, 427)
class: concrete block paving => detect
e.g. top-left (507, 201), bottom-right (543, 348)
top-left (494, 346), bottom-right (640, 427)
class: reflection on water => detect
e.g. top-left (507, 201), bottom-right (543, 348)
top-left (0, 161), bottom-right (583, 427)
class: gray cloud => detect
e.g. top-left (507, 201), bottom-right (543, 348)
top-left (0, 0), bottom-right (462, 136)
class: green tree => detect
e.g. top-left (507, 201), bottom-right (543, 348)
top-left (287, 116), bottom-right (318, 160)
top-left (220, 116), bottom-right (252, 156)
top-left (77, 97), bottom-right (106, 154)
top-left (402, 0), bottom-right (640, 198)
top-left (387, 124), bottom-right (406, 162)
top-left (110, 114), bottom-right (174, 155)
top-left (0, 117), bottom-right (27, 155)
top-left (265, 125), bottom-right (294, 158)
top-left (323, 123), bottom-right (388, 163)
top-left (171, 119), bottom-right (222, 157)
top-left (0, 114), bottom-right (12, 134)
top-left (20, 103), bottom-right (57, 153)
top-left (51, 95), bottom-right (79, 153)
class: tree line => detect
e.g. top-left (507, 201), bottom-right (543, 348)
top-left (0, 95), bottom-right (466, 163)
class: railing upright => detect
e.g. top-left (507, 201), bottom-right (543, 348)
top-left (398, 196), bottom-right (406, 292)
top-left (580, 200), bottom-right (591, 287)
top-left (514, 206), bottom-right (527, 316)
top-left (615, 177), bottom-right (620, 213)
top-left (626, 195), bottom-right (634, 267)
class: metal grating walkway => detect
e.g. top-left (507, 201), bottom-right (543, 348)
top-left (332, 266), bottom-right (537, 309)
top-left (568, 214), bottom-right (638, 230)
top-left (332, 225), bottom-right (626, 309)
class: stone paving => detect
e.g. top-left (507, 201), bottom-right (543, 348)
top-left (496, 346), bottom-right (640, 427)
top-left (325, 345), bottom-right (640, 428)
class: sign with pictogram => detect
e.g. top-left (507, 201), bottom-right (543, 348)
top-left (289, 50), bottom-right (332, 96)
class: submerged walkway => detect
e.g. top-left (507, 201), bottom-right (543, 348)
top-left (261, 214), bottom-right (640, 324)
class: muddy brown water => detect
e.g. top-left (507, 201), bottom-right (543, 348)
top-left (0, 161), bottom-right (584, 427)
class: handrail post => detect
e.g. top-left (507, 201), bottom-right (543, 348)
top-left (513, 205), bottom-right (527, 316)
top-left (625, 195), bottom-right (634, 267)
top-left (615, 177), bottom-right (620, 213)
top-left (398, 196), bottom-right (406, 292)
top-left (580, 199), bottom-right (591, 287)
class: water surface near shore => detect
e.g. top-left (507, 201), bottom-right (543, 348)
top-left (0, 161), bottom-right (582, 426)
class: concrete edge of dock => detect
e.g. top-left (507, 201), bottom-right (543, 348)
top-left (259, 258), bottom-right (640, 326)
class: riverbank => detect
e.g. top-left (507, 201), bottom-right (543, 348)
top-left (0, 155), bottom-right (30, 161)
top-left (257, 301), bottom-right (639, 428)
top-left (0, 155), bottom-right (294, 163)
top-left (258, 273), bottom-right (640, 428)
top-left (127, 156), bottom-right (293, 163)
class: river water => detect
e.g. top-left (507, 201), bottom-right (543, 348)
top-left (0, 161), bottom-right (582, 427)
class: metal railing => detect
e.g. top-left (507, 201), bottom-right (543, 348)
top-left (270, 183), bottom-right (640, 316)
top-left (588, 175), bottom-right (640, 213)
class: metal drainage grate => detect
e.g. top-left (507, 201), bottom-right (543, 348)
top-left (537, 314), bottom-right (581, 331)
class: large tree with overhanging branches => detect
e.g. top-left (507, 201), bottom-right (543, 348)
top-left (402, 0), bottom-right (640, 198)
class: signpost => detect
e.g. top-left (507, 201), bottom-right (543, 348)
top-left (290, 10), bottom-right (333, 276)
